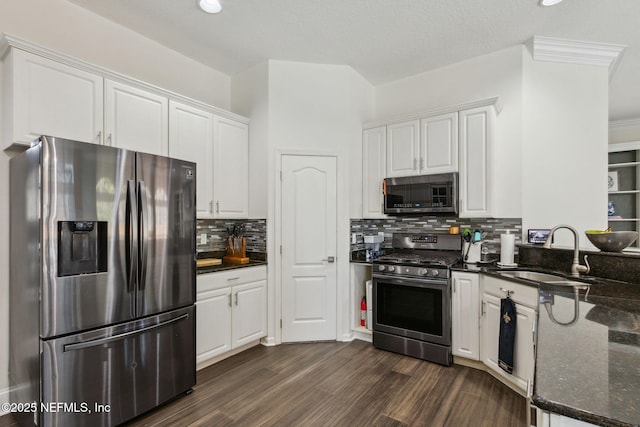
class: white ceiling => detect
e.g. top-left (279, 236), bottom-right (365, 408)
top-left (67, 0), bottom-right (640, 121)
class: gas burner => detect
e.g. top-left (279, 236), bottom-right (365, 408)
top-left (375, 252), bottom-right (461, 268)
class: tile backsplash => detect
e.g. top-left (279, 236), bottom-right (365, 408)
top-left (196, 219), bottom-right (267, 253)
top-left (351, 217), bottom-right (522, 254)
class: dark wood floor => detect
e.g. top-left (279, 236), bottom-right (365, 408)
top-left (1, 340), bottom-right (527, 427)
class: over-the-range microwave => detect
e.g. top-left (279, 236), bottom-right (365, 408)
top-left (383, 172), bottom-right (458, 215)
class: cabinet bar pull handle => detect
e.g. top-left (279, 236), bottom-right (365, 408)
top-left (96, 131), bottom-right (102, 144)
top-left (227, 277), bottom-right (240, 281)
top-left (216, 201), bottom-right (220, 214)
top-left (500, 287), bottom-right (514, 297)
top-left (234, 292), bottom-right (238, 306)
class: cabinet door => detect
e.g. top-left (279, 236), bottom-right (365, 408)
top-left (232, 280), bottom-right (267, 347)
top-left (451, 272), bottom-right (480, 360)
top-left (420, 112), bottom-right (458, 174)
top-left (386, 120), bottom-right (420, 177)
top-left (7, 49), bottom-right (103, 147)
top-left (104, 79), bottom-right (169, 156)
top-left (213, 116), bottom-right (249, 218)
top-left (481, 293), bottom-right (536, 394)
top-left (196, 287), bottom-right (232, 364)
top-left (459, 106), bottom-right (493, 217)
top-left (363, 127), bottom-right (387, 218)
top-left (169, 100), bottom-right (214, 218)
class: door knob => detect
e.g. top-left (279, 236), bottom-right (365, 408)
top-left (322, 256), bottom-right (335, 263)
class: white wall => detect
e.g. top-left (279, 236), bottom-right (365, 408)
top-left (0, 0), bottom-right (231, 108)
top-left (269, 60), bottom-right (373, 342)
top-left (232, 62), bottom-right (270, 219)
top-left (232, 60), bottom-right (374, 344)
top-left (522, 52), bottom-right (609, 248)
top-left (0, 0), bottom-right (234, 406)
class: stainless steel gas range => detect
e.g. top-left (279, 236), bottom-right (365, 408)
top-left (372, 233), bottom-right (462, 366)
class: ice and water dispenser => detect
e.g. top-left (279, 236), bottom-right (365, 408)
top-left (57, 221), bottom-right (108, 276)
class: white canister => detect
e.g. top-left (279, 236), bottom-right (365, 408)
top-left (499, 233), bottom-right (516, 267)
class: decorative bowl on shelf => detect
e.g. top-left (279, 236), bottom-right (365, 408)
top-left (585, 229), bottom-right (639, 252)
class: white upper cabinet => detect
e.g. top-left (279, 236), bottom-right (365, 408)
top-left (362, 126), bottom-right (387, 218)
top-left (213, 116), bottom-right (249, 218)
top-left (459, 105), bottom-right (494, 218)
top-left (104, 79), bottom-right (169, 156)
top-left (420, 112), bottom-right (458, 174)
top-left (386, 120), bottom-right (420, 177)
top-left (3, 49), bottom-right (103, 148)
top-left (169, 100), bottom-right (214, 218)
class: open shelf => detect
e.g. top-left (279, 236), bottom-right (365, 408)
top-left (608, 142), bottom-right (640, 249)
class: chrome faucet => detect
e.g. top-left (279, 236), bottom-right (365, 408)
top-left (543, 224), bottom-right (590, 277)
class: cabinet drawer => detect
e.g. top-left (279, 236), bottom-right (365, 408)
top-left (482, 275), bottom-right (538, 309)
top-left (198, 266), bottom-right (267, 293)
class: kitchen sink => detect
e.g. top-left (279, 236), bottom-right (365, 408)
top-left (497, 270), bottom-right (591, 288)
top-left (498, 270), bottom-right (566, 282)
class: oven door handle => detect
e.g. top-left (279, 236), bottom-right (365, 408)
top-left (372, 274), bottom-right (449, 287)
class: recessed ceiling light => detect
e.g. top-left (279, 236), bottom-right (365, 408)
top-left (199, 0), bottom-right (222, 14)
top-left (539, 0), bottom-right (563, 6)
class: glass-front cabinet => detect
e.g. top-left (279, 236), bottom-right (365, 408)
top-left (608, 141), bottom-right (640, 249)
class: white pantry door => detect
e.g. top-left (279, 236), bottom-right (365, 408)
top-left (281, 154), bottom-right (337, 342)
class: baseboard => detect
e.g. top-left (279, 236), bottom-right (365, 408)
top-left (261, 336), bottom-right (277, 346)
top-left (196, 340), bottom-right (261, 371)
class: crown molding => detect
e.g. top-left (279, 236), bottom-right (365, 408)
top-left (530, 36), bottom-right (626, 79)
top-left (609, 118), bottom-right (640, 131)
top-left (363, 96), bottom-right (501, 129)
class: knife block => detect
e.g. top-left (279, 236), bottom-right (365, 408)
top-left (224, 237), bottom-right (249, 264)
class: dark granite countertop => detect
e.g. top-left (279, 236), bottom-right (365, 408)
top-left (196, 251), bottom-right (267, 274)
top-left (455, 263), bottom-right (640, 426)
top-left (532, 280), bottom-right (640, 427)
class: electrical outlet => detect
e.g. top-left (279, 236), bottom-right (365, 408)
top-left (199, 233), bottom-right (207, 245)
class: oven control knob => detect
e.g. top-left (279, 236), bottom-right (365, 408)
top-left (418, 268), bottom-right (429, 276)
top-left (388, 266), bottom-right (395, 272)
top-left (378, 265), bottom-right (386, 272)
top-left (431, 269), bottom-right (440, 277)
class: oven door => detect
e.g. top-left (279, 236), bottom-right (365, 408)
top-left (372, 274), bottom-right (451, 346)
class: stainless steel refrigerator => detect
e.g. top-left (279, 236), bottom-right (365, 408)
top-left (9, 136), bottom-right (196, 427)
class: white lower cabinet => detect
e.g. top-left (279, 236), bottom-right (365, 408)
top-left (196, 287), bottom-right (232, 362)
top-left (537, 411), bottom-right (600, 427)
top-left (451, 272), bottom-right (480, 360)
top-left (480, 275), bottom-right (537, 395)
top-left (196, 266), bottom-right (267, 367)
top-left (451, 272), bottom-right (538, 395)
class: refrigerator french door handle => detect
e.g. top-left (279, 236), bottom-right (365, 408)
top-left (139, 181), bottom-right (149, 290)
top-left (126, 180), bottom-right (138, 293)
top-left (63, 313), bottom-right (190, 352)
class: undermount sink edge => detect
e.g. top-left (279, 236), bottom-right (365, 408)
top-left (496, 270), bottom-right (592, 288)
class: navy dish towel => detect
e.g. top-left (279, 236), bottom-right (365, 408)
top-left (498, 296), bottom-right (517, 374)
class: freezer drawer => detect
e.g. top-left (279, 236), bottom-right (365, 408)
top-left (41, 306), bottom-right (195, 427)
